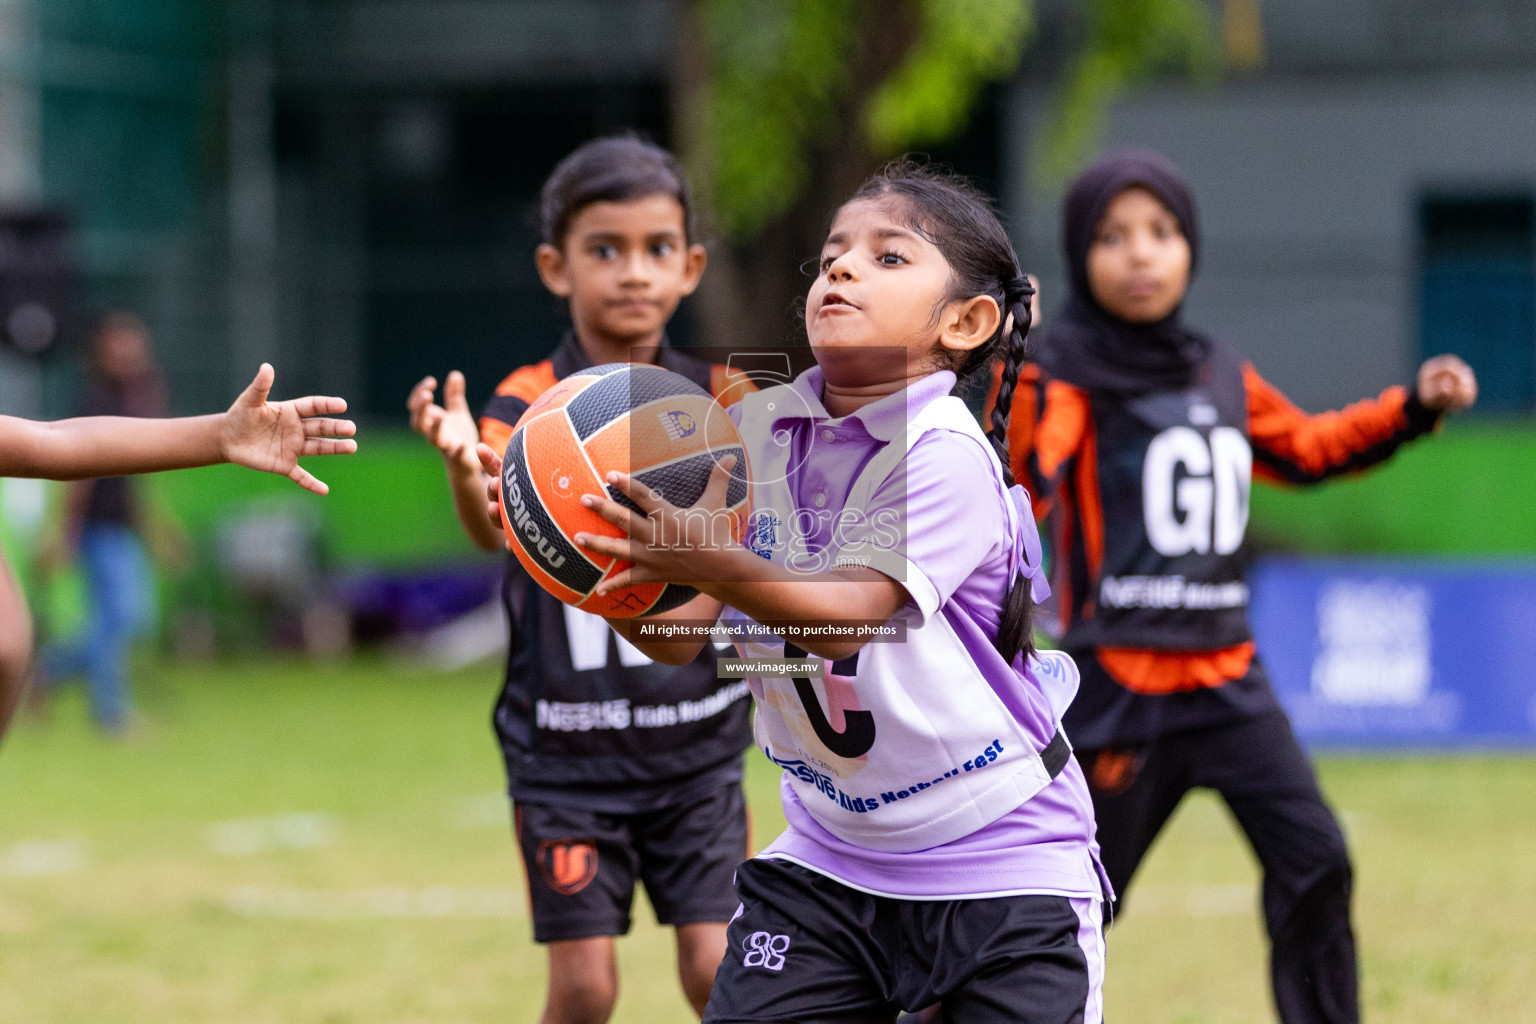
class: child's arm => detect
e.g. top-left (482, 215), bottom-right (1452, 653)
top-left (407, 372), bottom-right (504, 552)
top-left (0, 364), bottom-right (356, 493)
top-left (576, 461), bottom-right (907, 663)
top-left (1246, 355), bottom-right (1476, 486)
top-left (1020, 376), bottom-right (1091, 518)
top-left (470, 443), bottom-right (900, 664)
top-left (603, 592), bottom-right (726, 666)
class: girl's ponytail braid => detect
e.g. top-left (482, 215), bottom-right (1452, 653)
top-left (991, 271), bottom-right (1038, 665)
top-left (988, 273), bottom-right (1035, 488)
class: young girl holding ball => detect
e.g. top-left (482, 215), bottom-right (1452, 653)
top-left (481, 162), bottom-right (1108, 1023)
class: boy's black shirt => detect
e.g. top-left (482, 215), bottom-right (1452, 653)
top-left (479, 333), bottom-right (753, 813)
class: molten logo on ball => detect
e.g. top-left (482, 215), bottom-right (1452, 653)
top-left (503, 464), bottom-right (567, 570)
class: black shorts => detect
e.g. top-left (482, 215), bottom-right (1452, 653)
top-left (703, 859), bottom-right (1104, 1024)
top-left (514, 782), bottom-right (749, 943)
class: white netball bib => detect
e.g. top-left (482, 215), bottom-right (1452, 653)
top-left (725, 385), bottom-right (1079, 853)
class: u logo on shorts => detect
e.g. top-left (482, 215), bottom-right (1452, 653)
top-left (536, 839), bottom-right (599, 895)
top-left (742, 931), bottom-right (790, 971)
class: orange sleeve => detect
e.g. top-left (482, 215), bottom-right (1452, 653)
top-left (478, 361), bottom-right (558, 454)
top-left (1245, 363), bottom-right (1440, 486)
top-left (1097, 643), bottom-right (1256, 694)
top-left (1026, 379), bottom-right (1091, 508)
top-left (710, 365), bottom-right (759, 407)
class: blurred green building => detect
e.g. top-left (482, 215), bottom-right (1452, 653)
top-left (0, 0), bottom-right (683, 421)
top-left (0, 0), bottom-right (1532, 565)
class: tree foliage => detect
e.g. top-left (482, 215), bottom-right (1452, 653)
top-left (696, 0), bottom-right (857, 241)
top-left (1037, 0), bottom-right (1221, 185)
top-left (690, 0), bottom-right (1220, 243)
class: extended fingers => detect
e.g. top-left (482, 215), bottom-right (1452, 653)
top-left (287, 464), bottom-right (329, 496)
top-left (478, 446), bottom-right (505, 528)
top-left (303, 417), bottom-right (357, 439)
top-left (574, 531), bottom-right (644, 564)
top-left (603, 470), bottom-right (666, 513)
top-left (444, 370), bottom-right (469, 411)
top-left (284, 394), bottom-right (350, 418)
top-left (581, 492), bottom-right (652, 541)
top-left (593, 566), bottom-right (640, 596)
top-left (236, 363), bottom-right (276, 408)
top-left (407, 376), bottom-right (437, 412)
top-left (476, 442), bottom-right (503, 477)
top-left (302, 437), bottom-right (358, 456)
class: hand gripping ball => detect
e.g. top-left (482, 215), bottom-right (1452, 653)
top-left (500, 363), bottom-right (751, 618)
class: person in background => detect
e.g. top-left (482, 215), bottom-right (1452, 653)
top-left (1002, 148), bottom-right (1477, 1024)
top-left (32, 313), bottom-right (170, 734)
top-left (408, 136), bottom-right (755, 1024)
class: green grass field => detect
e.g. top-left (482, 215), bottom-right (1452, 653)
top-left (1, 659), bottom-right (1533, 1023)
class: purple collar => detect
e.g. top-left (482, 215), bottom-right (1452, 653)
top-left (776, 366), bottom-right (957, 442)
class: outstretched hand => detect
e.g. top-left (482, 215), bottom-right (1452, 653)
top-left (408, 371), bottom-right (480, 469)
top-left (573, 457), bottom-right (740, 596)
top-left (222, 364), bottom-right (358, 495)
top-left (1416, 354), bottom-right (1477, 415)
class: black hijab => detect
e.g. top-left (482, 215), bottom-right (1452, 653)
top-left (1038, 148), bottom-right (1213, 395)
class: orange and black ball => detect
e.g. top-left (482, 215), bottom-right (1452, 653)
top-left (500, 363), bottom-right (750, 618)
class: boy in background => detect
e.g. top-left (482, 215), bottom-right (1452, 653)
top-left (408, 136), bottom-right (754, 1024)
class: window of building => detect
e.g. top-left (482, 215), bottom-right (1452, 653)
top-left (1419, 195), bottom-right (1535, 414)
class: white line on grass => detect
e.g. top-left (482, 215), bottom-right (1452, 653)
top-left (207, 813), bottom-right (338, 856)
top-left (450, 793), bottom-right (510, 831)
top-left (1182, 884), bottom-right (1252, 917)
top-left (1125, 884), bottom-right (1254, 917)
top-left (226, 886), bottom-right (522, 919)
top-left (1, 838), bottom-right (87, 876)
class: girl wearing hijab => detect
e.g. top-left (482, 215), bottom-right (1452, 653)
top-left (1000, 149), bottom-right (1476, 1024)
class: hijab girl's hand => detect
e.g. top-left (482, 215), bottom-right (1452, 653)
top-left (1415, 354), bottom-right (1478, 415)
top-left (220, 364), bottom-right (358, 495)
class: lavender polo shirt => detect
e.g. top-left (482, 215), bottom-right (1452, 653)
top-left (732, 365), bottom-right (1105, 900)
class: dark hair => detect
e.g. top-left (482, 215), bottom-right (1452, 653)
top-left (87, 308), bottom-right (165, 413)
top-left (90, 309), bottom-right (150, 342)
top-left (845, 159), bottom-right (1038, 664)
top-left (539, 134), bottom-right (696, 247)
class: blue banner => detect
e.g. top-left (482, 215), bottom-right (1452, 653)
top-left (1249, 558), bottom-right (1536, 747)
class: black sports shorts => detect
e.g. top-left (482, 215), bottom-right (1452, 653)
top-left (514, 782), bottom-right (748, 943)
top-left (703, 858), bottom-right (1104, 1024)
